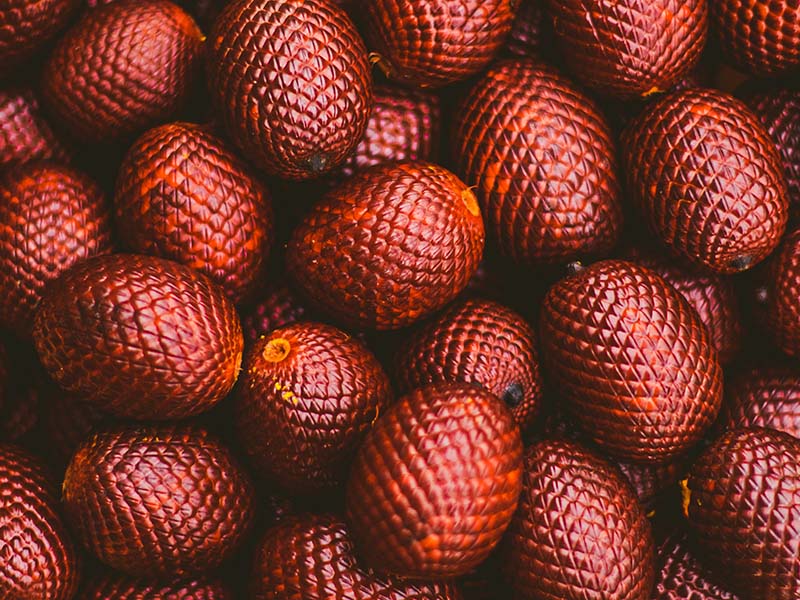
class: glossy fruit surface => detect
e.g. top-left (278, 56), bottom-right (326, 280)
top-left (721, 367), bottom-right (800, 438)
top-left (241, 284), bottom-right (310, 346)
top-left (0, 87), bottom-right (69, 168)
top-left (287, 162), bottom-right (484, 330)
top-left (454, 59), bottom-right (622, 266)
top-left (502, 439), bottom-right (654, 600)
top-left (654, 533), bottom-right (740, 599)
top-left (63, 425), bottom-right (254, 578)
top-left (33, 254), bottom-right (243, 420)
top-left (346, 382), bottom-right (522, 578)
top-left (624, 88), bottom-right (788, 273)
top-left (208, 0), bottom-right (372, 180)
top-left (540, 260), bottom-right (722, 462)
top-left (760, 228), bottom-right (800, 358)
top-left (78, 572), bottom-right (231, 599)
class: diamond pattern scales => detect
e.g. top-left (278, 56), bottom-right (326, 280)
top-left (721, 367), bottom-right (800, 438)
top-left (0, 88), bottom-right (69, 169)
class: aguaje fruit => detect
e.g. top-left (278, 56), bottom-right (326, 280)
top-left (721, 367), bottom-right (800, 438)
top-left (624, 88), bottom-right (788, 273)
top-left (33, 254), bottom-right (243, 420)
top-left (346, 383), bottom-right (522, 578)
top-left (42, 0), bottom-right (204, 144)
top-left (0, 444), bottom-right (79, 600)
top-left (0, 87), bottom-right (69, 169)
top-left (63, 425), bottom-right (254, 578)
top-left (507, 0), bottom-right (544, 57)
top-left (684, 427), bottom-right (800, 599)
top-left (287, 162), bottom-right (485, 330)
top-left (453, 59), bottom-right (622, 266)
top-left (394, 298), bottom-right (542, 430)
top-left (236, 322), bottom-right (391, 492)
top-left (654, 533), bottom-right (740, 599)
top-left (115, 122), bottom-right (273, 304)
top-left (615, 459), bottom-right (682, 512)
top-left (540, 260), bottom-right (722, 462)
top-left (208, 0), bottom-right (372, 180)
top-left (78, 572), bottom-right (231, 599)
top-left (502, 440), bottom-right (655, 600)
top-left (241, 284), bottom-right (310, 346)
top-left (758, 227), bottom-right (800, 358)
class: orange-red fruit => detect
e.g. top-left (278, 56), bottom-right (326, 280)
top-left (362, 0), bottom-right (516, 88)
top-left (721, 367), bottom-right (800, 439)
top-left (654, 533), bottom-right (740, 600)
top-left (346, 382), bottom-right (523, 578)
top-left (545, 0), bottom-right (708, 99)
top-left (63, 425), bottom-right (254, 578)
top-left (287, 162), bottom-right (485, 330)
top-left (0, 162), bottom-right (112, 338)
top-left (236, 322), bottom-right (392, 492)
top-left (208, 0), bottom-right (372, 180)
top-left (78, 572), bottom-right (231, 599)
top-left (0, 444), bottom-right (79, 600)
top-left (33, 254), bottom-right (243, 420)
top-left (502, 440), bottom-right (655, 600)
top-left (42, 0), bottom-right (203, 144)
top-left (115, 122), bottom-right (273, 304)
top-left (0, 88), bottom-right (69, 169)
top-left (759, 228), bottom-right (800, 358)
top-left (540, 260), bottom-right (723, 462)
top-left (624, 88), bottom-right (788, 274)
top-left (454, 59), bottom-right (622, 266)
top-left (394, 298), bottom-right (542, 430)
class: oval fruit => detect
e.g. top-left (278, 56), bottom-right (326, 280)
top-left (759, 227), bottom-right (800, 358)
top-left (0, 88), bottom-right (69, 169)
top-left (654, 533), bottom-right (740, 599)
top-left (721, 367), bottom-right (800, 438)
top-left (78, 572), bottom-right (231, 599)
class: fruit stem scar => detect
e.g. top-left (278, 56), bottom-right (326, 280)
top-left (263, 338), bottom-right (291, 362)
top-left (461, 188), bottom-right (480, 216)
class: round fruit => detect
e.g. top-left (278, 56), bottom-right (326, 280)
top-left (63, 425), bottom-right (254, 578)
top-left (454, 59), bottom-right (622, 266)
top-left (346, 382), bottom-right (523, 578)
top-left (287, 162), bottom-right (485, 330)
top-left (654, 533), bottom-right (740, 599)
top-left (208, 0), bottom-right (372, 180)
top-left (0, 87), bottom-right (69, 169)
top-left (33, 254), bottom-right (243, 420)
top-left (78, 572), bottom-right (231, 599)
top-left (624, 88), bottom-right (788, 273)
top-left (759, 227), bottom-right (800, 358)
top-left (507, 0), bottom-right (543, 57)
top-left (721, 367), bottom-right (800, 438)
top-left (540, 260), bottom-right (723, 462)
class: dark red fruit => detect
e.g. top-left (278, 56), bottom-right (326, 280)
top-left (63, 425), bottom-right (254, 578)
top-left (33, 254), bottom-right (243, 420)
top-left (759, 227), bottom-right (800, 358)
top-left (654, 533), bottom-right (740, 599)
top-left (721, 367), bottom-right (800, 438)
top-left (43, 390), bottom-right (112, 465)
top-left (507, 0), bottom-right (543, 57)
top-left (0, 88), bottom-right (69, 169)
top-left (346, 383), bottom-right (522, 578)
top-left (454, 59), bottom-right (622, 266)
top-left (502, 440), bottom-right (655, 600)
top-left (287, 162), bottom-right (485, 330)
top-left (624, 88), bottom-right (789, 273)
top-left (616, 459), bottom-right (682, 512)
top-left (684, 427), bottom-right (800, 599)
top-left (540, 260), bottom-right (722, 462)
top-left (394, 298), bottom-right (542, 430)
top-left (0, 162), bottom-right (112, 338)
top-left (208, 0), bottom-right (372, 180)
top-left (42, 0), bottom-right (204, 144)
top-left (241, 284), bottom-right (310, 346)
top-left (78, 572), bottom-right (231, 599)
top-left (0, 444), bottom-right (79, 600)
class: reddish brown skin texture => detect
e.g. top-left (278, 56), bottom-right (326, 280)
top-left (545, 0), bottom-right (708, 99)
top-left (0, 88), bottom-right (69, 169)
top-left (42, 0), bottom-right (204, 144)
top-left (241, 284), bottom-right (310, 346)
top-left (63, 425), bottom-right (254, 578)
top-left (507, 0), bottom-right (543, 56)
top-left (78, 573), bottom-right (232, 599)
top-left (502, 440), bottom-right (655, 600)
top-left (0, 444), bottom-right (79, 600)
top-left (685, 427), bottom-right (800, 599)
top-left (760, 228), bottom-right (800, 358)
top-left (287, 162), bottom-right (485, 330)
top-left (236, 322), bottom-right (392, 492)
top-left (346, 383), bottom-right (523, 578)
top-left (33, 254), bottom-right (243, 420)
top-left (115, 122), bottom-right (273, 304)
top-left (208, 0), bottom-right (372, 180)
top-left (624, 88), bottom-right (789, 274)
top-left (0, 163), bottom-right (113, 338)
top-left (362, 0), bottom-right (516, 88)
top-left (616, 459), bottom-right (682, 511)
top-left (394, 298), bottom-right (543, 431)
top-left (721, 368), bottom-right (800, 438)
top-left (454, 59), bottom-right (622, 266)
top-left (654, 533), bottom-right (740, 599)
top-left (540, 260), bottom-right (723, 462)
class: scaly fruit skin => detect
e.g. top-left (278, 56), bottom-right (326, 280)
top-left (624, 88), bottom-right (788, 274)
top-left (208, 0), bottom-right (372, 180)
top-left (63, 425), bottom-right (254, 578)
top-left (454, 59), bottom-right (622, 266)
top-left (78, 573), bottom-right (231, 599)
top-left (760, 228), bottom-right (800, 358)
top-left (721, 368), bottom-right (800, 438)
top-left (287, 162), bottom-right (485, 330)
top-left (241, 284), bottom-right (310, 346)
top-left (236, 322), bottom-right (392, 492)
top-left (654, 533), bottom-right (740, 599)
top-left (115, 122), bottom-right (273, 304)
top-left (42, 0), bottom-right (203, 144)
top-left (540, 260), bottom-right (722, 462)
top-left (33, 254), bottom-right (243, 420)
top-left (507, 0), bottom-right (543, 56)
top-left (363, 0), bottom-right (516, 88)
top-left (0, 162), bottom-right (112, 338)
top-left (346, 383), bottom-right (522, 578)
top-left (545, 0), bottom-right (708, 99)
top-left (0, 444), bottom-right (79, 600)
top-left (0, 88), bottom-right (69, 169)
top-left (616, 459), bottom-right (682, 511)
top-left (252, 515), bottom-right (461, 600)
top-left (502, 440), bottom-right (655, 600)
top-left (685, 427), bottom-right (800, 600)
top-left (394, 298), bottom-right (542, 430)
